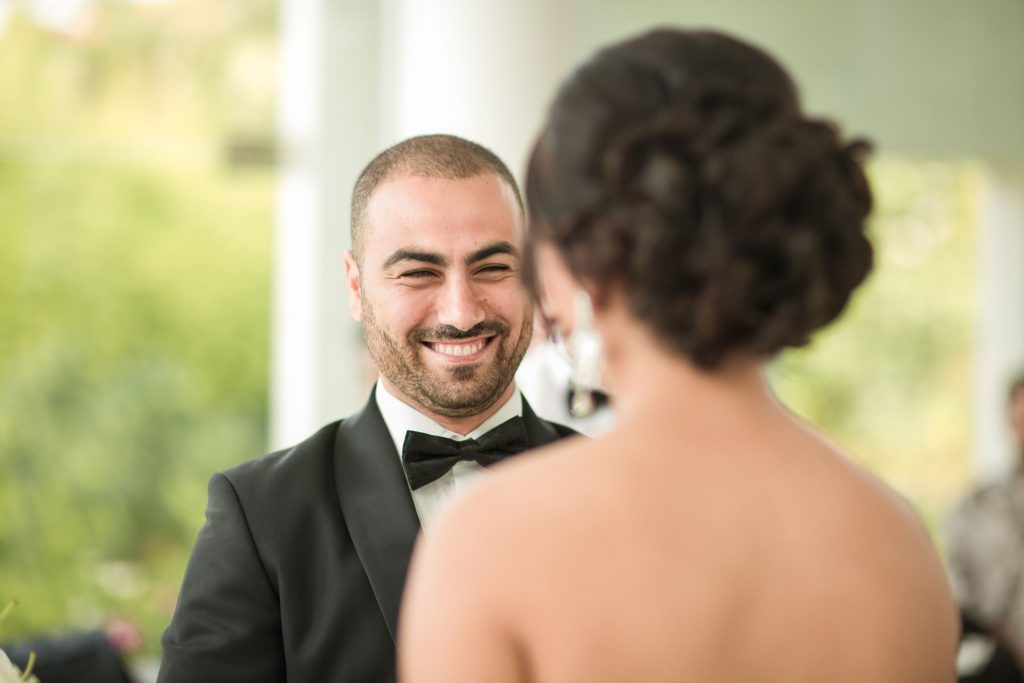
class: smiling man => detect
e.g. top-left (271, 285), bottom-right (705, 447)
top-left (157, 135), bottom-right (575, 683)
top-left (351, 171), bottom-right (531, 430)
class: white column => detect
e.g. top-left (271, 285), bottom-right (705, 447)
top-left (973, 165), bottom-right (1024, 482)
top-left (381, 0), bottom-right (580, 180)
top-left (271, 0), bottom-right (381, 449)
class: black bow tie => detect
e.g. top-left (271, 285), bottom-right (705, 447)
top-left (401, 417), bottom-right (529, 490)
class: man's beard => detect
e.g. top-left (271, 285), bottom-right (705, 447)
top-left (362, 302), bottom-right (532, 418)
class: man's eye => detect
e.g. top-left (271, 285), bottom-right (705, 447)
top-left (477, 264), bottom-right (512, 275)
top-left (401, 270), bottom-right (438, 279)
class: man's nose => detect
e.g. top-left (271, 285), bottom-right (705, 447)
top-left (435, 275), bottom-right (486, 332)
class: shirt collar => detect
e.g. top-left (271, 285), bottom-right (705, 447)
top-left (375, 381), bottom-right (523, 459)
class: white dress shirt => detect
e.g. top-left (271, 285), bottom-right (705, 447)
top-left (375, 381), bottom-right (523, 531)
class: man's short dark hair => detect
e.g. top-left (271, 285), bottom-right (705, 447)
top-left (350, 134), bottom-right (523, 264)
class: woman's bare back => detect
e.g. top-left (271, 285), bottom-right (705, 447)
top-left (463, 411), bottom-right (959, 683)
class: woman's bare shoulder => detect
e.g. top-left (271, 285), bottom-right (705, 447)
top-left (419, 433), bottom-right (626, 573)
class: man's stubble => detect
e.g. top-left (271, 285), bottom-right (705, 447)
top-left (361, 297), bottom-right (533, 418)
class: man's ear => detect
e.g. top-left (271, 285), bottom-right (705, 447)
top-left (343, 250), bottom-right (364, 321)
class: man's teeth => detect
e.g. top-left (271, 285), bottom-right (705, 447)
top-left (431, 340), bottom-right (486, 357)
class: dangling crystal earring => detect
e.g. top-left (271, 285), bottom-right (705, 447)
top-left (567, 289), bottom-right (604, 418)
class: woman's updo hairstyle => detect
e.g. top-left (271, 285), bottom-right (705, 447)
top-left (525, 28), bottom-right (874, 369)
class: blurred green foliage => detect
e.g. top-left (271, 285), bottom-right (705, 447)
top-left (774, 159), bottom-right (978, 535)
top-left (0, 0), bottom-right (978, 662)
top-left (0, 0), bottom-right (275, 654)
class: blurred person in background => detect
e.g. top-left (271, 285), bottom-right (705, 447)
top-left (1, 619), bottom-right (142, 683)
top-left (157, 135), bottom-right (575, 683)
top-left (399, 28), bottom-right (958, 683)
top-left (947, 373), bottom-right (1024, 680)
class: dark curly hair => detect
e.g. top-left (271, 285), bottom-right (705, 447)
top-left (525, 28), bottom-right (874, 369)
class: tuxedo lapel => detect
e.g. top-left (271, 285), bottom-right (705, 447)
top-left (331, 392), bottom-right (569, 641)
top-left (521, 396), bottom-right (566, 448)
top-left (333, 395), bottom-right (420, 641)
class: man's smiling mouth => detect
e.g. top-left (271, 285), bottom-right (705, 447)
top-left (421, 336), bottom-right (495, 360)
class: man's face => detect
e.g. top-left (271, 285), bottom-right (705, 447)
top-left (344, 173), bottom-right (533, 419)
top-left (1011, 388), bottom-right (1024, 448)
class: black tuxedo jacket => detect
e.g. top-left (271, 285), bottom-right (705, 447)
top-left (157, 393), bottom-right (575, 683)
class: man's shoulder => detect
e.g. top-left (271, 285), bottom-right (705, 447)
top-left (952, 478), bottom-right (1019, 516)
top-left (220, 419), bottom-right (345, 495)
top-left (946, 478), bottom-right (1023, 553)
top-left (203, 418), bottom-right (363, 545)
top-left (547, 419), bottom-right (579, 440)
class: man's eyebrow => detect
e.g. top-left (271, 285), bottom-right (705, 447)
top-left (382, 249), bottom-right (448, 270)
top-left (465, 242), bottom-right (517, 265)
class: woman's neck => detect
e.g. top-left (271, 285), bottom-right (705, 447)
top-left (596, 309), bottom-right (778, 428)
